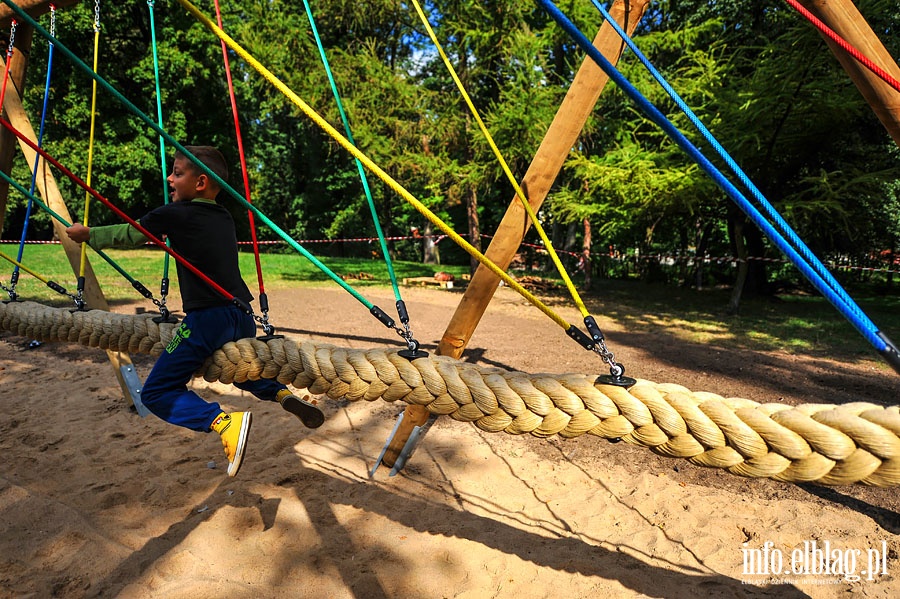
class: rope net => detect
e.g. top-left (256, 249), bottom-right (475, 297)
top-left (3, 300), bottom-right (899, 487)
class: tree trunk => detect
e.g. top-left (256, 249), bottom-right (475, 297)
top-left (564, 221), bottom-right (577, 251)
top-left (694, 220), bottom-right (713, 290)
top-left (466, 185), bottom-right (480, 273)
top-left (547, 222), bottom-right (576, 274)
top-left (728, 217), bottom-right (749, 314)
top-left (582, 218), bottom-right (592, 291)
top-left (744, 222), bottom-right (768, 295)
top-left (550, 220), bottom-right (562, 255)
top-left (887, 241), bottom-right (896, 289)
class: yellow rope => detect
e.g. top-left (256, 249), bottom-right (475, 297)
top-left (175, 0), bottom-right (574, 333)
top-left (409, 0), bottom-right (591, 319)
top-left (0, 250), bottom-right (50, 284)
top-left (78, 5), bottom-right (102, 280)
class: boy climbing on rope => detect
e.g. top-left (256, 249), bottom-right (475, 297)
top-left (66, 145), bottom-right (324, 477)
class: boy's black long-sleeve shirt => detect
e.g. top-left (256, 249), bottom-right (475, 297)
top-left (89, 199), bottom-right (253, 312)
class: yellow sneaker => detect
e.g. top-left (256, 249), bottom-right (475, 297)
top-left (276, 389), bottom-right (325, 429)
top-left (211, 411), bottom-right (252, 477)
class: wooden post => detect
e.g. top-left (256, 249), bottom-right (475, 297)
top-left (378, 0), bottom-right (651, 470)
top-left (438, 0), bottom-right (650, 359)
top-left (1, 54), bottom-right (139, 402)
top-left (797, 0), bottom-right (900, 147)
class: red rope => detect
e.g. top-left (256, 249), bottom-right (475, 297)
top-left (213, 0), bottom-right (266, 296)
top-left (784, 0), bottom-right (900, 93)
top-left (0, 117), bottom-right (245, 308)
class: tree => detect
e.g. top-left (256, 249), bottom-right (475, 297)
top-left (4, 0), bottom-right (898, 309)
top-left (6, 0), bottom-right (239, 234)
top-left (549, 0), bottom-right (900, 305)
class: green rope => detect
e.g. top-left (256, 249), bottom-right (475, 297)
top-left (1, 0), bottom-right (375, 312)
top-left (0, 169), bottom-right (157, 301)
top-left (147, 0), bottom-right (174, 313)
top-left (301, 0), bottom-right (402, 302)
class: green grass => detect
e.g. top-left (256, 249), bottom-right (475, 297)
top-left (3, 243), bottom-right (899, 367)
top-left (0, 243), bottom-right (470, 303)
top-left (521, 274), bottom-right (900, 366)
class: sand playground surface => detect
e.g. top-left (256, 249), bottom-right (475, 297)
top-left (1, 284), bottom-right (898, 598)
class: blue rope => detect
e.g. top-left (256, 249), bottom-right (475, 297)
top-left (590, 0), bottom-right (868, 325)
top-left (1, 0), bottom-right (377, 312)
top-left (538, 0), bottom-right (889, 355)
top-left (14, 16), bottom-right (55, 276)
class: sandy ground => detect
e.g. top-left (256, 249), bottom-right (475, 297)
top-left (1, 284), bottom-right (898, 599)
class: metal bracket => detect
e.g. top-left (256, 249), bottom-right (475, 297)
top-left (119, 363), bottom-right (150, 417)
top-left (369, 411), bottom-right (436, 477)
top-left (370, 411), bottom-right (406, 478)
top-left (388, 418), bottom-right (434, 476)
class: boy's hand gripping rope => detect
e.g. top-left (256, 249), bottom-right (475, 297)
top-left (0, 168), bottom-right (172, 313)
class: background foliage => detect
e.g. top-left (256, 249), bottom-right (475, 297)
top-left (2, 0), bottom-right (899, 305)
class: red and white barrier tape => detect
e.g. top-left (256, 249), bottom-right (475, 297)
top-left (2, 238), bottom-right (898, 275)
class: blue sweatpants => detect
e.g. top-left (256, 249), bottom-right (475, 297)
top-left (141, 305), bottom-right (287, 432)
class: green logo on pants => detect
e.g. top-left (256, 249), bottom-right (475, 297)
top-left (165, 323), bottom-right (192, 354)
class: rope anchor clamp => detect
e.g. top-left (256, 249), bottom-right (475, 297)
top-left (2, 272), bottom-right (19, 302)
top-left (397, 323), bottom-right (428, 360)
top-left (255, 312), bottom-right (283, 342)
top-left (68, 275), bottom-right (87, 312)
top-left (583, 315), bottom-right (635, 387)
top-left (254, 293), bottom-right (282, 340)
top-left (370, 304), bottom-right (428, 359)
top-left (151, 302), bottom-right (179, 324)
top-left (596, 362), bottom-right (636, 388)
top-left (1, 288), bottom-right (18, 303)
top-left (566, 322), bottom-right (634, 386)
top-left (152, 277), bottom-right (179, 323)
top-left (394, 300), bottom-right (427, 359)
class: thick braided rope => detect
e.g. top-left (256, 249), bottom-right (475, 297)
top-left (3, 301), bottom-right (899, 486)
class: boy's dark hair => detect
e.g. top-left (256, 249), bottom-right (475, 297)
top-left (176, 146), bottom-right (229, 184)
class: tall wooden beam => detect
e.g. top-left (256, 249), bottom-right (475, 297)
top-left (377, 0), bottom-right (651, 471)
top-left (438, 0), bottom-right (650, 360)
top-left (798, 0), bottom-right (900, 147)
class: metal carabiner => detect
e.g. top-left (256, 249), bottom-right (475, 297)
top-left (395, 324), bottom-right (427, 359)
top-left (596, 360), bottom-right (636, 388)
top-left (255, 311), bottom-right (282, 341)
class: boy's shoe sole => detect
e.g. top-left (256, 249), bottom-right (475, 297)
top-left (281, 395), bottom-right (325, 429)
top-left (228, 412), bottom-right (252, 477)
